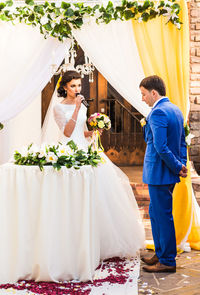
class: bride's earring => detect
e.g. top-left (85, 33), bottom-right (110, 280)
top-left (63, 86), bottom-right (67, 97)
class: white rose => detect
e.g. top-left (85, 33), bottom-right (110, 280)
top-left (55, 2), bottom-right (61, 8)
top-left (57, 145), bottom-right (73, 157)
top-left (83, 15), bottom-right (91, 25)
top-left (40, 16), bottom-right (49, 25)
top-left (162, 7), bottom-right (172, 17)
top-left (39, 147), bottom-right (48, 158)
top-left (175, 22), bottom-right (181, 30)
top-left (46, 152), bottom-right (58, 164)
top-left (20, 146), bottom-right (29, 157)
top-left (165, 0), bottom-right (173, 6)
top-left (98, 121), bottom-right (105, 129)
top-left (54, 15), bottom-right (63, 25)
top-left (107, 122), bottom-right (111, 129)
top-left (185, 133), bottom-right (195, 146)
top-left (29, 144), bottom-right (39, 157)
top-left (94, 10), bottom-right (102, 19)
top-left (104, 116), bottom-right (110, 124)
top-left (154, 7), bottom-right (160, 13)
top-left (171, 13), bottom-right (178, 20)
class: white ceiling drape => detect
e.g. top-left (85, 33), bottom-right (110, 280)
top-left (0, 22), bottom-right (69, 163)
top-left (72, 19), bottom-right (150, 117)
top-left (0, 18), bottom-right (150, 163)
top-left (0, 22), bottom-right (69, 122)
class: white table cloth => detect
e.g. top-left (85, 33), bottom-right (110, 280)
top-left (0, 163), bottom-right (100, 283)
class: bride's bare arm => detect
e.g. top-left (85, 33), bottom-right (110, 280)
top-left (53, 96), bottom-right (82, 138)
top-left (63, 106), bottom-right (80, 137)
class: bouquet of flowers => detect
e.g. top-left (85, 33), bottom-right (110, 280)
top-left (88, 113), bottom-right (111, 151)
top-left (13, 140), bottom-right (102, 171)
top-left (88, 113), bottom-right (111, 130)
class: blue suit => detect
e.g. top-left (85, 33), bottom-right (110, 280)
top-left (143, 97), bottom-right (187, 266)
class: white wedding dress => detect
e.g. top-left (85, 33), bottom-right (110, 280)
top-left (0, 102), bottom-right (145, 286)
top-left (53, 103), bottom-right (145, 260)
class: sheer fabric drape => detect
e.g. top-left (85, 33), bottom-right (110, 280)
top-left (72, 19), bottom-right (150, 117)
top-left (0, 22), bottom-right (68, 122)
top-left (0, 22), bottom-right (69, 163)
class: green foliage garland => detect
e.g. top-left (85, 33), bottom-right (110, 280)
top-left (0, 0), bottom-right (182, 41)
top-left (13, 140), bottom-right (102, 171)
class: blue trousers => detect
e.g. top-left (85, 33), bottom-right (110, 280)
top-left (148, 184), bottom-right (177, 266)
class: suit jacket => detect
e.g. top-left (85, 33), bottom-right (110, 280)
top-left (143, 97), bottom-right (187, 185)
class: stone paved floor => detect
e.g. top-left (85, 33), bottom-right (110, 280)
top-left (139, 248), bottom-right (200, 295)
top-left (120, 166), bottom-right (200, 295)
top-left (140, 219), bottom-right (200, 295)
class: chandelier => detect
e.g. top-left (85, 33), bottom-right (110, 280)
top-left (51, 38), bottom-right (95, 82)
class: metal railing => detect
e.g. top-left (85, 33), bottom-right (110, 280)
top-left (100, 98), bottom-right (144, 151)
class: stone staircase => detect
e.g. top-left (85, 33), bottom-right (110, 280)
top-left (120, 163), bottom-right (200, 221)
top-left (130, 183), bottom-right (150, 219)
top-left (190, 161), bottom-right (200, 205)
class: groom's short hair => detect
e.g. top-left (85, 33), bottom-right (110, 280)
top-left (139, 75), bottom-right (166, 96)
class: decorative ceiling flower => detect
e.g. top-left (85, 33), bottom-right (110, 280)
top-left (175, 22), bottom-right (181, 29)
top-left (40, 15), bottom-right (49, 25)
top-left (0, 0), bottom-right (182, 41)
top-left (186, 133), bottom-right (195, 147)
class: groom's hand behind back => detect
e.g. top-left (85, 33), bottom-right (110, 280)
top-left (179, 165), bottom-right (188, 178)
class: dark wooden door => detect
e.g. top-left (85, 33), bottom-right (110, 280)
top-left (88, 71), bottom-right (145, 166)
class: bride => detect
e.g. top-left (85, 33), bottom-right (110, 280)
top-left (52, 70), bottom-right (145, 261)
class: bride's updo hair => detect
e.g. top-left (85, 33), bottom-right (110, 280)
top-left (57, 70), bottom-right (81, 98)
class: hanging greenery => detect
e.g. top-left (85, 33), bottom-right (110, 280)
top-left (0, 0), bottom-right (182, 41)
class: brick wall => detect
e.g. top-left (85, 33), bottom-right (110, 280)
top-left (190, 0), bottom-right (200, 173)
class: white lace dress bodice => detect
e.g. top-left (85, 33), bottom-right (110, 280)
top-left (53, 103), bottom-right (90, 149)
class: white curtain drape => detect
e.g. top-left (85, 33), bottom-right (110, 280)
top-left (0, 22), bottom-right (68, 122)
top-left (0, 19), bottom-right (151, 163)
top-left (0, 22), bottom-right (69, 163)
top-left (72, 19), bottom-right (150, 117)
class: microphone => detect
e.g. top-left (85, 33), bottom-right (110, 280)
top-left (76, 93), bottom-right (89, 108)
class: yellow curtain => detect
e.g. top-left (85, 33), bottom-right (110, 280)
top-left (132, 0), bottom-right (200, 249)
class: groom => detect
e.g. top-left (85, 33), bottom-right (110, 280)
top-left (140, 75), bottom-right (187, 273)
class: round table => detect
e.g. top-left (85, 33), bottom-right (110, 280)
top-left (0, 163), bottom-right (100, 283)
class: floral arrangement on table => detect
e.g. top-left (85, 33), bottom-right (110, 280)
top-left (0, 0), bottom-right (182, 42)
top-left (13, 140), bottom-right (102, 171)
top-left (184, 123), bottom-right (195, 147)
top-left (88, 113), bottom-right (111, 152)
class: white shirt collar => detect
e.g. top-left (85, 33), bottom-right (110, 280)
top-left (152, 97), bottom-right (166, 108)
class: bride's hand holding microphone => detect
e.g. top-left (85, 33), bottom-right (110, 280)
top-left (75, 94), bottom-right (102, 138)
top-left (75, 93), bottom-right (89, 109)
top-left (75, 93), bottom-right (83, 110)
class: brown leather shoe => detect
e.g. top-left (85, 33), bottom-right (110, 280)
top-left (141, 254), bottom-right (159, 265)
top-left (143, 262), bottom-right (176, 273)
